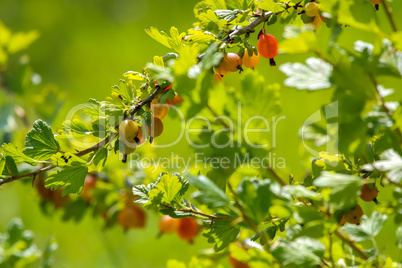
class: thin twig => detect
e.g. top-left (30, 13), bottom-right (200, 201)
top-left (161, 204), bottom-right (232, 220)
top-left (206, 104), bottom-right (231, 130)
top-left (128, 85), bottom-right (164, 117)
top-left (226, 11), bottom-right (280, 41)
top-left (381, 0), bottom-right (398, 33)
top-left (227, 182), bottom-right (271, 249)
top-left (266, 165), bottom-right (287, 186)
top-left (334, 229), bottom-right (370, 260)
top-left (0, 165), bottom-right (55, 186)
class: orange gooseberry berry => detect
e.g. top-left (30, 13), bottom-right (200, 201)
top-left (257, 33), bottom-right (278, 66)
top-left (242, 49), bottom-right (260, 69)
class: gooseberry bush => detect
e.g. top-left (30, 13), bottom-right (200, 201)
top-left (1, 0), bottom-right (402, 267)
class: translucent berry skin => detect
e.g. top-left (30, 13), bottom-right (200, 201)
top-left (310, 14), bottom-right (323, 29)
top-left (159, 216), bottom-right (180, 234)
top-left (242, 49), bottom-right (260, 69)
top-left (81, 175), bottom-right (96, 202)
top-left (146, 117), bottom-right (164, 138)
top-left (344, 204), bottom-right (364, 225)
top-left (305, 2), bottom-right (319, 17)
top-left (119, 119), bottom-right (139, 144)
top-left (118, 205), bottom-right (147, 230)
top-left (215, 52), bottom-right (243, 75)
top-left (229, 255), bottom-right (250, 268)
top-left (359, 183), bottom-right (378, 202)
top-left (177, 217), bottom-right (198, 242)
top-left (257, 34), bottom-right (278, 60)
top-left (213, 73), bottom-right (224, 85)
top-left (151, 99), bottom-right (169, 120)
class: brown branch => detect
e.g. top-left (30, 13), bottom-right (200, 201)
top-left (334, 229), bottom-right (370, 260)
top-left (266, 165), bottom-right (287, 186)
top-left (0, 86), bottom-right (164, 187)
top-left (381, 0), bottom-right (398, 33)
top-left (128, 85), bottom-right (164, 117)
top-left (226, 11), bottom-right (278, 41)
top-left (161, 204), bottom-right (232, 220)
top-left (0, 164), bottom-right (55, 186)
top-left (76, 133), bottom-right (116, 157)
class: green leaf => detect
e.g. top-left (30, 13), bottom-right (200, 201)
top-left (188, 174), bottom-right (229, 208)
top-left (203, 219), bottom-right (240, 252)
top-left (7, 217), bottom-right (25, 245)
top-left (51, 152), bottom-right (87, 168)
top-left (0, 154), bottom-right (5, 175)
top-left (155, 174), bottom-right (182, 204)
top-left (168, 27), bottom-right (185, 53)
top-left (251, 226), bottom-right (277, 241)
top-left (279, 31), bottom-right (317, 54)
top-left (102, 92), bottom-right (126, 117)
top-left (167, 259), bottom-right (186, 268)
top-left (88, 148), bottom-right (108, 172)
top-left (159, 207), bottom-right (194, 218)
top-left (214, 9), bottom-right (243, 23)
top-left (255, 0), bottom-right (282, 12)
top-left (237, 178), bottom-right (272, 224)
top-left (23, 120), bottom-right (60, 161)
top-left (111, 80), bottom-right (134, 103)
top-left (320, 0), bottom-right (381, 35)
top-left (314, 172), bottom-right (361, 210)
top-left (132, 184), bottom-right (155, 205)
top-left (2, 143), bottom-right (38, 165)
top-left (45, 162), bottom-right (88, 197)
top-left (279, 58), bottom-right (333, 90)
top-left (282, 185), bottom-right (322, 201)
top-left (370, 149), bottom-right (402, 184)
top-left (311, 152), bottom-right (353, 177)
top-left (158, 89), bottom-right (175, 104)
top-left (186, 29), bottom-right (216, 44)
top-left (5, 155), bottom-right (18, 176)
top-left (62, 119), bottom-right (93, 137)
top-left (145, 27), bottom-right (171, 49)
top-left (7, 30), bottom-right (39, 54)
top-left (123, 71), bottom-right (147, 82)
top-left (0, 21), bottom-right (11, 46)
top-left (396, 225), bottom-right (402, 249)
top-left (41, 235), bottom-right (58, 268)
top-left (198, 9), bottom-right (227, 32)
top-left (132, 173), bottom-right (188, 207)
top-left (271, 237), bottom-right (325, 268)
top-left (198, 42), bottom-right (223, 71)
top-left (342, 211), bottom-right (387, 242)
top-left (145, 26), bottom-right (184, 53)
top-left (83, 99), bottom-right (104, 120)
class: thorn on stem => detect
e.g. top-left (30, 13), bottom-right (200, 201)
top-left (32, 174), bottom-right (37, 188)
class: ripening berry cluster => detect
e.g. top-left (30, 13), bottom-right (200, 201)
top-left (339, 179), bottom-right (379, 225)
top-left (118, 89), bottom-right (183, 163)
top-left (214, 31), bottom-right (279, 80)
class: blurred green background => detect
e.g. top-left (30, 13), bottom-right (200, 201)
top-left (0, 0), bottom-right (401, 267)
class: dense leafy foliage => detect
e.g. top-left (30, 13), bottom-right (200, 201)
top-left (1, 0), bottom-right (402, 267)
